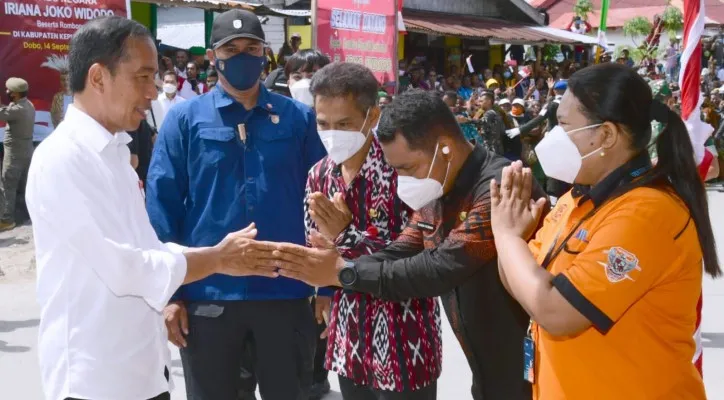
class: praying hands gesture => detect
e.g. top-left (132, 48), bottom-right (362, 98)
top-left (308, 192), bottom-right (352, 241)
top-left (490, 161), bottom-right (547, 240)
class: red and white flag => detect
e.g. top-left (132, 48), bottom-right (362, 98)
top-left (518, 66), bottom-right (531, 79)
top-left (679, 0), bottom-right (711, 376)
top-left (397, 0), bottom-right (406, 34)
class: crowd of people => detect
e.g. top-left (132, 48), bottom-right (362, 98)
top-left (0, 7), bottom-right (722, 400)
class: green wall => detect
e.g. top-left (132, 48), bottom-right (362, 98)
top-left (130, 2), bottom-right (157, 38)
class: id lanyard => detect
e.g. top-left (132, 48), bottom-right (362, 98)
top-left (523, 203), bottom-right (602, 384)
top-left (522, 162), bottom-right (651, 384)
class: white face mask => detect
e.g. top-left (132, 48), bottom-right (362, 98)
top-left (318, 109), bottom-right (372, 165)
top-left (162, 83), bottom-right (177, 95)
top-left (290, 78), bottom-right (314, 107)
top-left (534, 124), bottom-right (603, 184)
top-left (397, 144), bottom-right (450, 211)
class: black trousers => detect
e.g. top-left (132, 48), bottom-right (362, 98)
top-left (65, 394), bottom-right (170, 400)
top-left (180, 299), bottom-right (316, 400)
top-left (338, 376), bottom-right (437, 400)
top-left (238, 297), bottom-right (329, 395)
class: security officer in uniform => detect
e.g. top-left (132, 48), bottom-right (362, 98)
top-left (0, 77), bottom-right (35, 231)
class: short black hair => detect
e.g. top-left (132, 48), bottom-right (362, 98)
top-left (376, 89), bottom-right (464, 152)
top-left (443, 91), bottom-right (458, 102)
top-left (206, 69), bottom-right (218, 78)
top-left (481, 90), bottom-right (495, 101)
top-left (284, 49), bottom-right (331, 78)
top-left (310, 62), bottom-right (378, 114)
top-left (162, 70), bottom-right (178, 81)
top-left (68, 16), bottom-right (152, 93)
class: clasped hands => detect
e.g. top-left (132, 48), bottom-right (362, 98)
top-left (213, 191), bottom-right (351, 287)
top-left (490, 160), bottom-right (547, 241)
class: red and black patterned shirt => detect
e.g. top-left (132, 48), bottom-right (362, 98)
top-left (304, 138), bottom-right (442, 392)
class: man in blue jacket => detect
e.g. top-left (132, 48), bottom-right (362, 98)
top-left (146, 10), bottom-right (326, 400)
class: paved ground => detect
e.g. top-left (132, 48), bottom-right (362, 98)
top-left (1, 191), bottom-right (723, 399)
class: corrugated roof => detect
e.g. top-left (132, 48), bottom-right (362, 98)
top-left (132, 0), bottom-right (311, 16)
top-left (403, 12), bottom-right (599, 45)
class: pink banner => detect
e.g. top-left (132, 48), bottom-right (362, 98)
top-left (315, 0), bottom-right (397, 87)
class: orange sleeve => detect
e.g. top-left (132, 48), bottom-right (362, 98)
top-left (551, 210), bottom-right (679, 334)
top-left (528, 199), bottom-right (565, 260)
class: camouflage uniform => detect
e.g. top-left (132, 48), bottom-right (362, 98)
top-left (0, 94), bottom-right (35, 224)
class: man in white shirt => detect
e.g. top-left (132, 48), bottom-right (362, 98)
top-left (26, 16), bottom-right (284, 400)
top-left (178, 61), bottom-right (207, 99)
top-left (149, 70), bottom-right (185, 131)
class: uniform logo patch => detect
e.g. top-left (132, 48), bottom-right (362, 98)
top-left (599, 246), bottom-right (641, 282)
top-left (233, 19), bottom-right (242, 29)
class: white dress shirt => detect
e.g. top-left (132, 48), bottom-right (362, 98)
top-left (148, 93), bottom-right (185, 130)
top-left (179, 80), bottom-right (206, 100)
top-left (26, 105), bottom-right (188, 400)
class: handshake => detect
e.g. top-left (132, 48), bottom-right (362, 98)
top-left (199, 223), bottom-right (345, 288)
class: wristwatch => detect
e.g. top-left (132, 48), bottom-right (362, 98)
top-left (338, 260), bottom-right (357, 287)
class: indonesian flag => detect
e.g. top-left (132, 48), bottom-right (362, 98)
top-left (397, 0), bottom-right (406, 34)
top-left (519, 66), bottom-right (531, 79)
top-left (680, 0), bottom-right (711, 376)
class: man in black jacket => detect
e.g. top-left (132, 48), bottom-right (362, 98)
top-left (273, 90), bottom-right (548, 400)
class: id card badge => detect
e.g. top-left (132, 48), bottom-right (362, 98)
top-left (523, 336), bottom-right (535, 383)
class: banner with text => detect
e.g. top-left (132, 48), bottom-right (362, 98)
top-left (315, 0), bottom-right (397, 88)
top-left (0, 0), bottom-right (127, 140)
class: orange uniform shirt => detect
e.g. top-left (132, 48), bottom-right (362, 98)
top-left (528, 157), bottom-right (706, 399)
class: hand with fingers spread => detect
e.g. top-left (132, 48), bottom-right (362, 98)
top-left (272, 230), bottom-right (345, 287)
top-left (308, 192), bottom-right (352, 241)
top-left (214, 223), bottom-right (281, 278)
top-left (163, 301), bottom-right (188, 348)
top-left (315, 295), bottom-right (332, 338)
top-left (490, 160), bottom-right (547, 239)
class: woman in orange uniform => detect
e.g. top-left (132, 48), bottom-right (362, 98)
top-left (489, 63), bottom-right (720, 399)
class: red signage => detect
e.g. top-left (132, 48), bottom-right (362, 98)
top-left (0, 0), bottom-right (128, 141)
top-left (315, 0), bottom-right (397, 88)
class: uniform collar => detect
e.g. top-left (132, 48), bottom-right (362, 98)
top-left (443, 144), bottom-right (487, 202)
top-left (213, 82), bottom-right (274, 114)
top-left (572, 152), bottom-right (652, 207)
top-left (65, 105), bottom-right (132, 152)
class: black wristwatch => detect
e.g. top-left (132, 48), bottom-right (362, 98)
top-left (338, 260), bottom-right (357, 287)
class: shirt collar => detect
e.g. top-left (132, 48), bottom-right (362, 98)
top-left (64, 105), bottom-right (132, 152)
top-left (213, 82), bottom-right (274, 114)
top-left (443, 144), bottom-right (487, 202)
top-left (572, 152), bottom-right (652, 207)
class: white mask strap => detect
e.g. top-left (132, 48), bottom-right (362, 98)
top-left (567, 123), bottom-right (603, 135)
top-left (360, 108), bottom-right (372, 139)
top-left (427, 143), bottom-right (441, 179)
top-left (581, 147), bottom-right (602, 160)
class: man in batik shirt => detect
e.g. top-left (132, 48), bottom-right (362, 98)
top-left (306, 62), bottom-right (441, 399)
